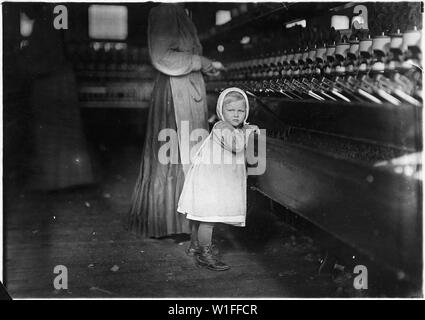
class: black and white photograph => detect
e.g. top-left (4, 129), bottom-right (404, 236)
top-left (1, 0), bottom-right (423, 301)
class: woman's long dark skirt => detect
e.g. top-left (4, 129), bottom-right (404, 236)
top-left (29, 65), bottom-right (95, 190)
top-left (128, 73), bottom-right (190, 238)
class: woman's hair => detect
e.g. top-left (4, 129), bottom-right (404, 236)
top-left (223, 92), bottom-right (245, 105)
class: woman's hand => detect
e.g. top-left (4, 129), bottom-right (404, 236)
top-left (204, 69), bottom-right (221, 77)
top-left (211, 61), bottom-right (225, 71)
top-left (201, 57), bottom-right (225, 77)
top-left (201, 56), bottom-right (214, 73)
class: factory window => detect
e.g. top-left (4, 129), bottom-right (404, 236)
top-left (331, 15), bottom-right (350, 30)
top-left (89, 5), bottom-right (128, 40)
top-left (285, 19), bottom-right (306, 29)
top-left (216, 10), bottom-right (232, 26)
top-left (20, 12), bottom-right (34, 37)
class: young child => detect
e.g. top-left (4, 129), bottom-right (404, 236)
top-left (178, 87), bottom-right (259, 271)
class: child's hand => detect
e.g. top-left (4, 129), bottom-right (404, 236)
top-left (244, 124), bottom-right (260, 135)
top-left (214, 120), bottom-right (236, 131)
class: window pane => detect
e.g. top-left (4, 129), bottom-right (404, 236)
top-left (89, 5), bottom-right (128, 40)
top-left (331, 15), bottom-right (349, 30)
top-left (20, 12), bottom-right (34, 37)
top-left (216, 10), bottom-right (231, 26)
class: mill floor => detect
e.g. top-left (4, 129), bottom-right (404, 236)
top-left (3, 142), bottom-right (419, 299)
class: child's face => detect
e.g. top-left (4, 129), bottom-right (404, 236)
top-left (222, 100), bottom-right (246, 127)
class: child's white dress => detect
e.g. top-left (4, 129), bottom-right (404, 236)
top-left (178, 120), bottom-right (249, 226)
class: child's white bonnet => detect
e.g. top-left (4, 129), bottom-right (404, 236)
top-left (216, 87), bottom-right (250, 125)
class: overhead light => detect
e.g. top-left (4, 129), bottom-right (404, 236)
top-left (217, 45), bottom-right (224, 52)
top-left (92, 42), bottom-right (101, 51)
top-left (104, 42), bottom-right (112, 52)
top-left (20, 40), bottom-right (29, 49)
top-left (240, 36), bottom-right (251, 44)
top-left (285, 19), bottom-right (306, 29)
top-left (114, 43), bottom-right (127, 50)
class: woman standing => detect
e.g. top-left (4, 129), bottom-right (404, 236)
top-left (128, 4), bottom-right (223, 238)
top-left (20, 4), bottom-right (95, 191)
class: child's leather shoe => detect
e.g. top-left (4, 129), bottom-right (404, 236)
top-left (196, 245), bottom-right (230, 271)
top-left (186, 240), bottom-right (201, 256)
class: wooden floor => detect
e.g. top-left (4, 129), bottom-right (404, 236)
top-left (3, 144), bottom-right (414, 298)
